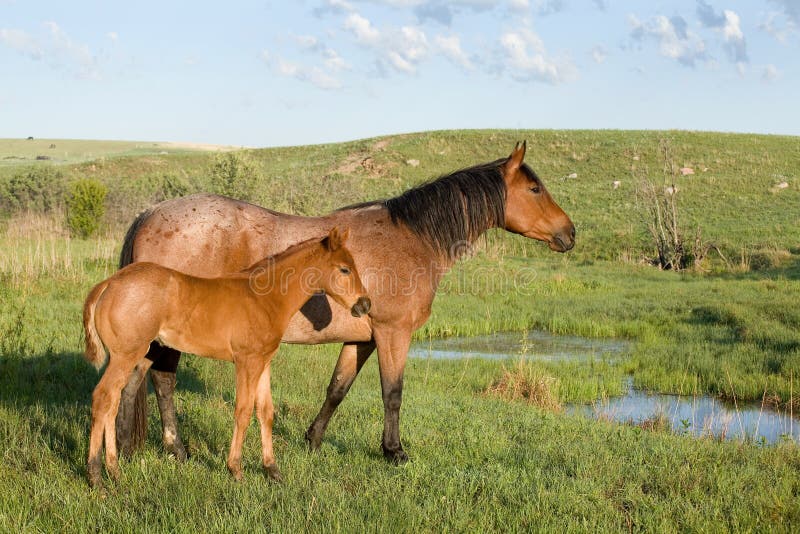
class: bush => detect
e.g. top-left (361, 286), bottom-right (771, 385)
top-left (208, 152), bottom-right (260, 201)
top-left (105, 172), bottom-right (192, 227)
top-left (66, 178), bottom-right (108, 238)
top-left (0, 166), bottom-right (67, 214)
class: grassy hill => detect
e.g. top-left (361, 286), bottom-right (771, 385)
top-left (0, 130), bottom-right (799, 531)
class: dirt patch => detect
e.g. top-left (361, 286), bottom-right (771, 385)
top-left (332, 152), bottom-right (395, 178)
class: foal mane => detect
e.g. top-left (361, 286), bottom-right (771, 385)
top-left (245, 236), bottom-right (325, 272)
top-left (345, 158), bottom-right (509, 259)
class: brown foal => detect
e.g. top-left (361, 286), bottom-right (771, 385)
top-left (82, 227), bottom-right (369, 488)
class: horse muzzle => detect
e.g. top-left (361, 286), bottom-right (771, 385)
top-left (550, 226), bottom-right (576, 252)
top-left (351, 297), bottom-right (371, 317)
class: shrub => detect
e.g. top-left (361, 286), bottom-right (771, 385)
top-left (66, 178), bottom-right (108, 238)
top-left (105, 172), bottom-right (192, 227)
top-left (208, 152), bottom-right (260, 201)
top-left (0, 166), bottom-right (67, 214)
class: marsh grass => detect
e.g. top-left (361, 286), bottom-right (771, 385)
top-left (484, 360), bottom-right (563, 412)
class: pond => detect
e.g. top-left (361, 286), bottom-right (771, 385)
top-left (409, 330), bottom-right (629, 362)
top-left (410, 332), bottom-right (799, 445)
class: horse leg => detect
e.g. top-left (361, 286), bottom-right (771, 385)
top-left (373, 327), bottom-right (411, 464)
top-left (150, 368), bottom-right (187, 461)
top-left (115, 358), bottom-right (152, 457)
top-left (227, 356), bottom-right (267, 481)
top-left (148, 344), bottom-right (185, 460)
top-left (116, 341), bottom-right (181, 456)
top-left (305, 341), bottom-right (375, 450)
top-left (254, 360), bottom-right (281, 481)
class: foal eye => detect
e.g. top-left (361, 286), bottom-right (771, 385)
top-left (339, 267), bottom-right (351, 275)
top-left (530, 186), bottom-right (541, 194)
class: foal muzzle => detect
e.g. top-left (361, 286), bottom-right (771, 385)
top-left (351, 297), bottom-right (371, 317)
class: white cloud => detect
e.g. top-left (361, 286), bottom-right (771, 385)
top-left (721, 10), bottom-right (747, 64)
top-left (344, 13), bottom-right (381, 44)
top-left (0, 28), bottom-right (42, 60)
top-left (509, 0), bottom-right (529, 13)
top-left (759, 12), bottom-right (792, 43)
top-left (1, 22), bottom-right (101, 79)
top-left (591, 44), bottom-right (606, 64)
top-left (343, 13), bottom-right (430, 75)
top-left (314, 0), bottom-right (355, 17)
top-left (266, 53), bottom-right (343, 90)
top-left (499, 28), bottom-right (577, 83)
top-left (762, 63), bottom-right (780, 83)
top-left (435, 34), bottom-right (473, 69)
top-left (323, 47), bottom-right (350, 71)
top-left (107, 31), bottom-right (118, 42)
top-left (533, 0), bottom-right (565, 16)
top-left (628, 14), bottom-right (706, 67)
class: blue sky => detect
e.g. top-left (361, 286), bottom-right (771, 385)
top-left (1, 0), bottom-right (798, 146)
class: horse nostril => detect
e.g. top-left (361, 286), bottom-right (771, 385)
top-left (570, 226), bottom-right (576, 240)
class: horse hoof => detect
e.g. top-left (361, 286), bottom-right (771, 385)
top-left (382, 446), bottom-right (409, 465)
top-left (304, 428), bottom-right (322, 451)
top-left (166, 441), bottom-right (188, 463)
top-left (264, 464), bottom-right (283, 482)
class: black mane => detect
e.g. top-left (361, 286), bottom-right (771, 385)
top-left (381, 158), bottom-right (510, 259)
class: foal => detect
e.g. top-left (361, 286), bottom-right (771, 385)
top-left (82, 227), bottom-right (369, 488)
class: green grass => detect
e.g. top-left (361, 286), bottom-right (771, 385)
top-left (1, 130), bottom-right (799, 530)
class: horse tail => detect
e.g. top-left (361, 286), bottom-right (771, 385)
top-left (119, 206), bottom-right (154, 268)
top-left (118, 207), bottom-right (154, 454)
top-left (83, 280), bottom-right (110, 370)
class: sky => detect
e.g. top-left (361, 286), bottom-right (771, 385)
top-left (0, 0), bottom-right (798, 147)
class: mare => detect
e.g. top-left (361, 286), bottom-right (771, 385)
top-left (116, 142), bottom-right (575, 464)
top-left (83, 228), bottom-right (368, 487)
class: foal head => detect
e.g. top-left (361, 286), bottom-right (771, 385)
top-left (319, 227), bottom-right (371, 317)
top-left (501, 142), bottom-right (576, 252)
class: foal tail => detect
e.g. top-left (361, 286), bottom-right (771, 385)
top-left (83, 280), bottom-right (111, 370)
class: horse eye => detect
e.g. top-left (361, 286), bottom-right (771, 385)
top-left (339, 267), bottom-right (351, 275)
top-left (530, 186), bottom-right (541, 194)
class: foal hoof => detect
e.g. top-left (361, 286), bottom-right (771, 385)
top-left (87, 470), bottom-right (103, 490)
top-left (382, 446), bottom-right (409, 465)
top-left (264, 464), bottom-right (283, 482)
top-left (107, 463), bottom-right (121, 482)
top-left (227, 464), bottom-right (244, 482)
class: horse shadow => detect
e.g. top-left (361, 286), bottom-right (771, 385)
top-left (0, 350), bottom-right (207, 472)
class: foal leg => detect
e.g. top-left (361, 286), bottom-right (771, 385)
top-left (305, 341), bottom-right (375, 450)
top-left (227, 356), bottom-right (267, 481)
top-left (373, 327), bottom-right (412, 464)
top-left (254, 361), bottom-right (281, 481)
top-left (88, 353), bottom-right (144, 487)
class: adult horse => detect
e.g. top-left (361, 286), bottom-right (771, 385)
top-left (116, 142), bottom-right (575, 463)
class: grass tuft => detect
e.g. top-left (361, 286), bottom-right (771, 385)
top-left (484, 360), bottom-right (563, 412)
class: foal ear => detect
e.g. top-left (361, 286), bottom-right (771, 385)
top-left (326, 227), bottom-right (348, 251)
top-left (505, 141), bottom-right (527, 173)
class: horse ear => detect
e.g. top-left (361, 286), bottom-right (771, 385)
top-left (327, 227), bottom-right (343, 251)
top-left (505, 141), bottom-right (527, 173)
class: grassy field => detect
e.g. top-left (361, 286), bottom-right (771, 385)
top-left (1, 130), bottom-right (799, 530)
top-left (0, 138), bottom-right (242, 167)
